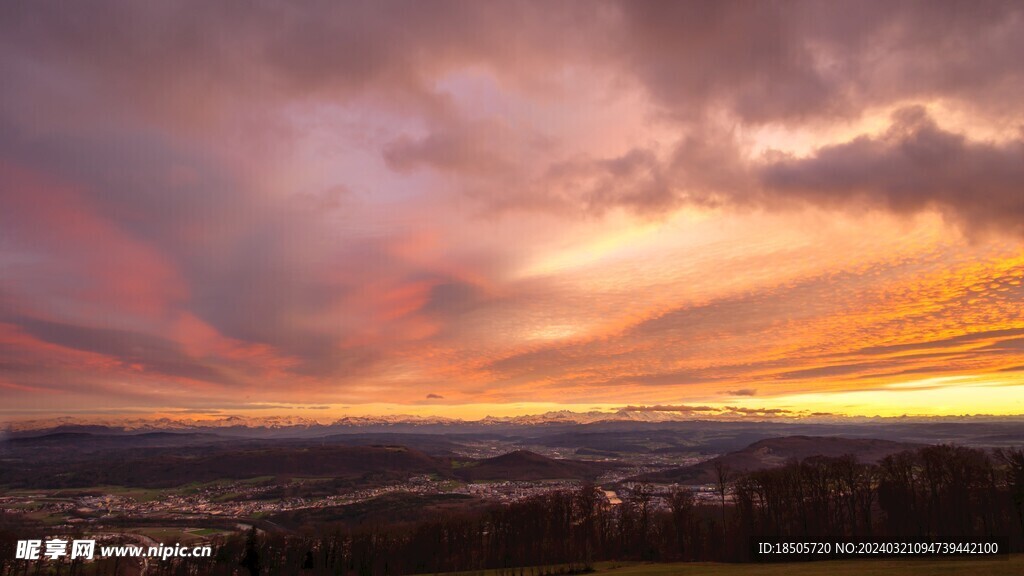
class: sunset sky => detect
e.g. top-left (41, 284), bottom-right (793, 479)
top-left (2, 1), bottom-right (1024, 422)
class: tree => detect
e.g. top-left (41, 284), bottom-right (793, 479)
top-left (713, 461), bottom-right (731, 530)
top-left (630, 483), bottom-right (655, 559)
top-left (669, 489), bottom-right (696, 559)
top-left (240, 527), bottom-right (261, 576)
top-left (996, 447), bottom-right (1024, 534)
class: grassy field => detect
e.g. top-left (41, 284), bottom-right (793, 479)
top-left (3, 485), bottom-right (168, 502)
top-left (130, 526), bottom-right (205, 543)
top-left (187, 527), bottom-right (232, 537)
top-left (597, 554), bottom-right (1023, 576)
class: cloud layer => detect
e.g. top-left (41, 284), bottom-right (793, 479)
top-left (2, 1), bottom-right (1024, 418)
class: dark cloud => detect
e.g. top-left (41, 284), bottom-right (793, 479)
top-left (967, 338), bottom-right (1024, 353)
top-left (4, 1), bottom-right (1021, 124)
top-left (779, 362), bottom-right (882, 380)
top-left (722, 388), bottom-right (757, 397)
top-left (614, 1), bottom-right (1024, 123)
top-left (419, 281), bottom-right (488, 318)
top-left (855, 366), bottom-right (948, 380)
top-left (0, 1), bottom-right (594, 126)
top-left (539, 105), bottom-right (1024, 233)
top-left (852, 327), bottom-right (1024, 357)
top-left (12, 317), bottom-right (232, 384)
top-left (426, 393), bottom-right (444, 399)
top-left (3, 1), bottom-right (1022, 230)
top-left (542, 149), bottom-right (677, 216)
top-left (614, 2), bottom-right (837, 123)
top-left (724, 407), bottom-right (793, 416)
top-left (759, 107), bottom-right (1024, 236)
top-left (383, 121), bottom-right (523, 178)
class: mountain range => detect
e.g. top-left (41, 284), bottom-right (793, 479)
top-left (7, 410), bottom-right (1024, 437)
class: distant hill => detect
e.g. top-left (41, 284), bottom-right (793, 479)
top-left (5, 431), bottom-right (231, 449)
top-left (635, 436), bottom-right (921, 484)
top-left (2, 445), bottom-right (452, 488)
top-left (454, 450), bottom-right (606, 482)
top-left (8, 417), bottom-right (1024, 449)
top-left (0, 431), bottom-right (242, 464)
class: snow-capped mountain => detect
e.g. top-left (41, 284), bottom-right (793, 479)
top-left (5, 409), bottom-right (1017, 436)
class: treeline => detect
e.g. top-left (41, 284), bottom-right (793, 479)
top-left (1, 445), bottom-right (1022, 576)
top-left (733, 445), bottom-right (1023, 548)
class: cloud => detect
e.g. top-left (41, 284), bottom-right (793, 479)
top-left (724, 407), bottom-right (793, 416)
top-left (419, 280), bottom-right (489, 318)
top-left (4, 2), bottom-right (1023, 230)
top-left (0, 1), bottom-right (597, 128)
top-left (722, 389), bottom-right (757, 397)
top-left (541, 148), bottom-right (677, 216)
top-left (613, 1), bottom-right (1024, 123)
top-left (758, 107), bottom-right (1024, 236)
top-left (853, 327), bottom-right (1024, 357)
top-left (2, 1), bottom-right (1024, 416)
top-left (778, 362), bottom-right (882, 380)
top-left (604, 370), bottom-right (720, 387)
top-left (10, 317), bottom-right (231, 384)
top-left (618, 404), bottom-right (801, 418)
top-left (612, 2), bottom-right (838, 123)
top-left (520, 105), bottom-right (1024, 235)
top-left (383, 120), bottom-right (524, 178)
top-left (426, 393), bottom-right (444, 399)
top-left (619, 404), bottom-right (718, 413)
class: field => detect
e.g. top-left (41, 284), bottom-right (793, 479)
top-left (129, 527), bottom-right (205, 544)
top-left (597, 555), bottom-right (1024, 576)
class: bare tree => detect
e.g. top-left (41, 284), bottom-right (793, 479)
top-left (713, 461), bottom-right (731, 531)
top-left (996, 447), bottom-right (1024, 534)
top-left (669, 489), bottom-right (695, 559)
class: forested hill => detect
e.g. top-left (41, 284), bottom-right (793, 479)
top-left (636, 435), bottom-right (920, 484)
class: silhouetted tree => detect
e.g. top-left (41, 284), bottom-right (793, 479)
top-left (713, 461), bottom-right (731, 531)
top-left (668, 489), bottom-right (696, 560)
top-left (240, 527), bottom-right (261, 576)
top-left (997, 447), bottom-right (1024, 534)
